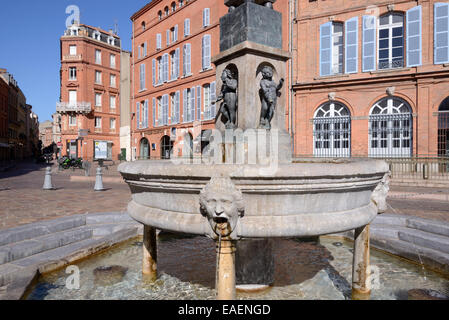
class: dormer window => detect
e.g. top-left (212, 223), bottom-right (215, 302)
top-left (93, 31), bottom-right (101, 41)
top-left (108, 36), bottom-right (115, 46)
top-left (70, 27), bottom-right (79, 36)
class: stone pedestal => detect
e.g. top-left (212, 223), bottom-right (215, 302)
top-left (212, 41), bottom-right (292, 164)
top-left (236, 239), bottom-right (274, 291)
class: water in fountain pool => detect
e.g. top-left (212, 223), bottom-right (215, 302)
top-left (26, 235), bottom-right (449, 300)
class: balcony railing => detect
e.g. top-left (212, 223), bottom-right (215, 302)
top-left (56, 102), bottom-right (92, 114)
top-left (378, 59), bottom-right (404, 70)
top-left (63, 54), bottom-right (82, 62)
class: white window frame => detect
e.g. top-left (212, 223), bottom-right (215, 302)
top-left (369, 97), bottom-right (413, 158)
top-left (95, 49), bottom-right (102, 64)
top-left (95, 93), bottom-right (102, 107)
top-left (378, 13), bottom-right (405, 70)
top-left (69, 67), bottom-right (77, 81)
top-left (95, 117), bottom-right (102, 128)
top-left (110, 54), bottom-right (116, 68)
top-left (110, 118), bottom-right (116, 130)
top-left (110, 95), bottom-right (116, 109)
top-left (95, 71), bottom-right (102, 84)
top-left (69, 45), bottom-right (77, 56)
top-left (110, 74), bottom-right (116, 88)
top-left (313, 102), bottom-right (351, 158)
top-left (69, 115), bottom-right (77, 127)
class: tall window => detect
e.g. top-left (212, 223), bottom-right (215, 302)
top-left (378, 13), bottom-right (404, 69)
top-left (313, 102), bottom-right (351, 157)
top-left (95, 117), bottom-right (102, 128)
top-left (140, 63), bottom-right (146, 90)
top-left (203, 83), bottom-right (217, 120)
top-left (369, 97), bottom-right (412, 157)
top-left (320, 21), bottom-right (346, 76)
top-left (157, 57), bottom-right (163, 84)
top-left (110, 95), bottom-right (116, 109)
top-left (203, 8), bottom-right (210, 27)
top-left (69, 90), bottom-right (77, 104)
top-left (95, 93), bottom-right (102, 107)
top-left (183, 43), bottom-right (191, 76)
top-left (69, 45), bottom-right (77, 56)
top-left (156, 33), bottom-right (162, 50)
top-left (184, 19), bottom-right (190, 37)
top-left (331, 23), bottom-right (344, 74)
top-left (110, 74), bottom-right (116, 87)
top-left (110, 54), bottom-right (116, 68)
top-left (69, 115), bottom-right (77, 126)
top-left (110, 118), bottom-right (116, 130)
top-left (202, 35), bottom-right (211, 70)
top-left (437, 97), bottom-right (449, 158)
top-left (95, 50), bottom-right (102, 64)
top-left (69, 67), bottom-right (77, 81)
top-left (95, 71), bottom-right (102, 84)
top-left (171, 2), bottom-right (176, 13)
top-left (435, 3), bottom-right (449, 64)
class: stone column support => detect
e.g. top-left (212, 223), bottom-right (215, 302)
top-left (352, 224), bottom-right (371, 300)
top-left (216, 238), bottom-right (236, 300)
top-left (142, 226), bottom-right (157, 282)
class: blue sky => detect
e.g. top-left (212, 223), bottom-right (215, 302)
top-left (0, 0), bottom-right (150, 122)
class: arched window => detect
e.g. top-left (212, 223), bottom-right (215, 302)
top-left (165, 7), bottom-right (169, 17)
top-left (378, 12), bottom-right (404, 70)
top-left (158, 11), bottom-right (162, 21)
top-left (141, 21), bottom-right (146, 31)
top-left (179, 0), bottom-right (184, 8)
top-left (438, 96), bottom-right (449, 158)
top-left (140, 138), bottom-right (150, 160)
top-left (369, 97), bottom-right (412, 157)
top-left (161, 135), bottom-right (173, 160)
top-left (171, 2), bottom-right (176, 13)
top-left (313, 102), bottom-right (351, 157)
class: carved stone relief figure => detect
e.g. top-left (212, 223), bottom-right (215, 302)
top-left (217, 68), bottom-right (238, 129)
top-left (259, 65), bottom-right (284, 130)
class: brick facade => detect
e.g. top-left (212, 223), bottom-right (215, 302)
top-left (58, 24), bottom-right (122, 161)
top-left (292, 0), bottom-right (449, 158)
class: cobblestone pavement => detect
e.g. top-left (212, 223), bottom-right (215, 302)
top-left (0, 160), bottom-right (131, 231)
top-left (0, 160), bottom-right (448, 231)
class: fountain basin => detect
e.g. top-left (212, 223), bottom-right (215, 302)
top-left (119, 159), bottom-right (389, 240)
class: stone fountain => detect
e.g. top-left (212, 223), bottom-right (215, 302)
top-left (119, 0), bottom-right (390, 300)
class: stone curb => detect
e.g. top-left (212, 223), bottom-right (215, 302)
top-left (0, 212), bottom-right (142, 300)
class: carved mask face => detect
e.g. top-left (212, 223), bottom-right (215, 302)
top-left (200, 176), bottom-right (244, 237)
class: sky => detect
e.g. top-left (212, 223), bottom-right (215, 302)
top-left (0, 0), bottom-right (150, 122)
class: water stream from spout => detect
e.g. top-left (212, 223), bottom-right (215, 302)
top-left (215, 233), bottom-right (222, 291)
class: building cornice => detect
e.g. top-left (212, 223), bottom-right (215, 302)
top-left (131, 0), bottom-right (164, 21)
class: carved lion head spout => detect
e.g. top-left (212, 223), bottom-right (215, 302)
top-left (199, 175), bottom-right (245, 238)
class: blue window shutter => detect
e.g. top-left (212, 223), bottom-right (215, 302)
top-left (152, 59), bottom-right (156, 86)
top-left (145, 100), bottom-right (149, 128)
top-left (190, 87), bottom-right (195, 122)
top-left (345, 17), bottom-right (358, 74)
top-left (196, 86), bottom-right (201, 121)
top-left (407, 6), bottom-right (422, 67)
top-left (152, 98), bottom-right (156, 127)
top-left (435, 2), bottom-right (449, 64)
top-left (362, 15), bottom-right (377, 72)
top-left (210, 82), bottom-right (216, 119)
top-left (175, 91), bottom-right (180, 124)
top-left (319, 22), bottom-right (332, 76)
top-left (136, 102), bottom-right (140, 129)
top-left (175, 48), bottom-right (180, 78)
top-left (183, 89), bottom-right (187, 122)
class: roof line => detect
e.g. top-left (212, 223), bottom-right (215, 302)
top-left (131, 0), bottom-right (163, 21)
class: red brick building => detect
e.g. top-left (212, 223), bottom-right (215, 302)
top-left (0, 76), bottom-right (8, 161)
top-left (57, 24), bottom-right (122, 161)
top-left (292, 0), bottom-right (449, 158)
top-left (130, 0), bottom-right (290, 160)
